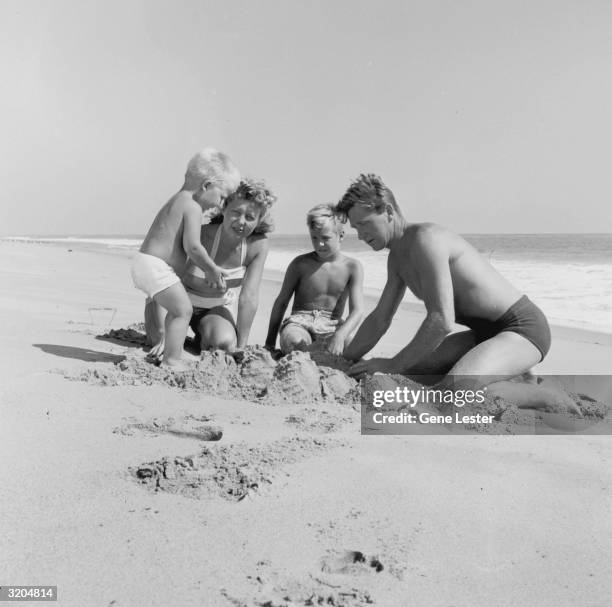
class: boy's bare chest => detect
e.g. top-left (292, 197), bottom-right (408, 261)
top-left (301, 263), bottom-right (348, 294)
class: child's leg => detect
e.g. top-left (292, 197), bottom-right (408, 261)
top-left (279, 324), bottom-right (312, 354)
top-left (144, 297), bottom-right (166, 356)
top-left (152, 284), bottom-right (193, 366)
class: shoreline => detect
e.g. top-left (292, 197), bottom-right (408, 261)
top-left (5, 237), bottom-right (608, 342)
top-left (0, 237), bottom-right (612, 352)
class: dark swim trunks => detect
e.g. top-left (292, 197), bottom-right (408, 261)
top-left (455, 295), bottom-right (551, 361)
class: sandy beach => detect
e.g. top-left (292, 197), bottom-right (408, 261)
top-left (1, 239), bottom-right (611, 607)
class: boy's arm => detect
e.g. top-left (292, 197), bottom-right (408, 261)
top-left (182, 203), bottom-right (226, 289)
top-left (344, 255), bottom-right (406, 361)
top-left (265, 259), bottom-right (301, 349)
top-left (350, 229), bottom-right (454, 375)
top-left (235, 237), bottom-right (270, 349)
top-left (327, 260), bottom-right (364, 354)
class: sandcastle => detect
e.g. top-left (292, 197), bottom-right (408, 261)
top-left (69, 345), bottom-right (361, 406)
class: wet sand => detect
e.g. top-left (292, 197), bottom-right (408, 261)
top-left (1, 240), bottom-right (612, 607)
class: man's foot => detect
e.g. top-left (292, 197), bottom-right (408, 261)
top-left (490, 381), bottom-right (583, 417)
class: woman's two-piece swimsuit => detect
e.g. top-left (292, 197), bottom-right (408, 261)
top-left (182, 226), bottom-right (246, 335)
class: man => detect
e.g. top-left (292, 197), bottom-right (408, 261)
top-left (337, 174), bottom-right (552, 386)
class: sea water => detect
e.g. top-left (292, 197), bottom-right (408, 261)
top-left (5, 233), bottom-right (611, 334)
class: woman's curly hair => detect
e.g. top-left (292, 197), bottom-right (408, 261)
top-left (217, 177), bottom-right (276, 235)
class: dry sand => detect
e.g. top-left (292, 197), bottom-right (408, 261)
top-left (1, 240), bottom-right (612, 607)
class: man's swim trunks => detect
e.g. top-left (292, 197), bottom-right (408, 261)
top-left (131, 252), bottom-right (180, 298)
top-left (455, 295), bottom-right (551, 361)
top-left (281, 309), bottom-right (342, 341)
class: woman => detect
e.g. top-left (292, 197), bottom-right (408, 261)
top-left (182, 177), bottom-right (275, 351)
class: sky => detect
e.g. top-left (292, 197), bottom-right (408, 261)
top-left (1, 0), bottom-right (611, 235)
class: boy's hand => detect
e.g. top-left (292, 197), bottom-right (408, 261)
top-left (205, 264), bottom-right (228, 290)
top-left (326, 333), bottom-right (345, 356)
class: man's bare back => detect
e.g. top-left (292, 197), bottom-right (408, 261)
top-left (389, 223), bottom-right (522, 323)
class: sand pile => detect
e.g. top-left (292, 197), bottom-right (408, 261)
top-left (71, 327), bottom-right (610, 432)
top-left (66, 343), bottom-right (360, 406)
top-left (99, 327), bottom-right (148, 346)
top-left (132, 436), bottom-right (346, 501)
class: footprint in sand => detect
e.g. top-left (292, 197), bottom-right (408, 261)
top-left (320, 550), bottom-right (384, 575)
top-left (114, 416), bottom-right (222, 441)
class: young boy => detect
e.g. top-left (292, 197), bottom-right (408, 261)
top-left (131, 148), bottom-right (240, 368)
top-left (265, 204), bottom-right (364, 356)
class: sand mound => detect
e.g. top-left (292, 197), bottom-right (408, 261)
top-left (99, 327), bottom-right (147, 346)
top-left (269, 351), bottom-right (321, 401)
top-left (66, 343), bottom-right (360, 406)
top-left (70, 327), bottom-right (610, 430)
top-left (309, 347), bottom-right (354, 373)
top-left (132, 436), bottom-right (345, 501)
top-left (239, 347), bottom-right (277, 394)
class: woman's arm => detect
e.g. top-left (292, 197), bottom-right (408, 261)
top-left (236, 236), bottom-right (269, 349)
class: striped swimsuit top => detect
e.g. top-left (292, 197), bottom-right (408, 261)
top-left (183, 226), bottom-right (247, 309)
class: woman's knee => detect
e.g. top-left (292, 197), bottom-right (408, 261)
top-left (206, 334), bottom-right (236, 351)
top-left (199, 322), bottom-right (236, 351)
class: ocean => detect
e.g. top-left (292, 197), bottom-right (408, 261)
top-left (4, 233), bottom-right (611, 334)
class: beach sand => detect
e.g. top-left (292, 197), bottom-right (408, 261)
top-left (1, 240), bottom-right (611, 607)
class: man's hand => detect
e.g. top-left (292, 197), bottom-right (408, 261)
top-left (205, 264), bottom-right (228, 290)
top-left (348, 357), bottom-right (402, 376)
top-left (326, 333), bottom-right (345, 356)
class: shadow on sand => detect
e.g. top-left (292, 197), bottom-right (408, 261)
top-left (33, 344), bottom-right (126, 364)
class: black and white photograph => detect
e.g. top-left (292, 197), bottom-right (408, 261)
top-left (1, 1), bottom-right (611, 605)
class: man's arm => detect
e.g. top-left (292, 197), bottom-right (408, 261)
top-left (327, 260), bottom-right (364, 354)
top-left (344, 255), bottom-right (406, 361)
top-left (389, 229), bottom-right (455, 371)
top-left (182, 203), bottom-right (226, 289)
top-left (265, 259), bottom-right (300, 349)
top-left (236, 236), bottom-right (270, 349)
